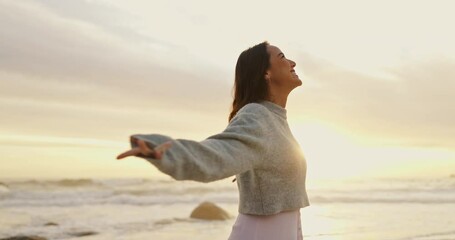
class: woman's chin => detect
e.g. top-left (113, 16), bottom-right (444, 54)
top-left (289, 81), bottom-right (302, 92)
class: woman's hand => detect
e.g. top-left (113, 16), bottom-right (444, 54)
top-left (116, 139), bottom-right (172, 160)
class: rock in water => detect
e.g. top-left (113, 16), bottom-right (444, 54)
top-left (44, 222), bottom-right (58, 226)
top-left (190, 201), bottom-right (230, 220)
top-left (68, 231), bottom-right (98, 237)
top-left (0, 236), bottom-right (47, 240)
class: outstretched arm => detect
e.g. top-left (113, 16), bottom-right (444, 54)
top-left (117, 106), bottom-right (271, 183)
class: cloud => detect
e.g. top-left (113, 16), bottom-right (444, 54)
top-left (293, 52), bottom-right (455, 149)
top-left (0, 1), bottom-right (233, 112)
top-left (0, 76), bottom-right (229, 142)
top-left (0, 0), bottom-right (237, 148)
top-left (1, 0), bottom-right (453, 150)
top-left (32, 0), bottom-right (168, 45)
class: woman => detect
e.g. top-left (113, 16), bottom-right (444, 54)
top-left (117, 41), bottom-right (310, 239)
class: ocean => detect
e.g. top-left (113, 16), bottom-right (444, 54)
top-left (1, 177), bottom-right (454, 240)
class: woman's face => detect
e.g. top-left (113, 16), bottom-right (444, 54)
top-left (265, 45), bottom-right (302, 92)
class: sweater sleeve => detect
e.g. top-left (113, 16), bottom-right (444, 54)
top-left (129, 104), bottom-right (270, 183)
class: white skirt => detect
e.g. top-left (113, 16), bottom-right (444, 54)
top-left (228, 209), bottom-right (303, 240)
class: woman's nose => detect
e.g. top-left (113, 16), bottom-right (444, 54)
top-left (289, 59), bottom-right (296, 67)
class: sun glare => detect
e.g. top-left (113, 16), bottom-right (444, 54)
top-left (291, 121), bottom-right (455, 180)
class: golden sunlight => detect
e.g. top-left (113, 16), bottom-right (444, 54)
top-left (292, 121), bottom-right (455, 180)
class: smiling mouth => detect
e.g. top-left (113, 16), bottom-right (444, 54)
top-left (291, 70), bottom-right (299, 78)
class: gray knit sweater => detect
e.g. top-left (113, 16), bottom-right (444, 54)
top-left (130, 100), bottom-right (310, 215)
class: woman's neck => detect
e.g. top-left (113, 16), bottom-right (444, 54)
top-left (266, 96), bottom-right (287, 108)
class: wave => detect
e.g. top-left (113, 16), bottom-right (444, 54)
top-left (310, 196), bottom-right (455, 204)
top-left (399, 230), bottom-right (455, 240)
top-left (55, 179), bottom-right (97, 187)
top-left (1, 187), bottom-right (454, 208)
top-left (111, 185), bottom-right (237, 197)
top-left (0, 190), bottom-right (238, 207)
top-left (0, 178), bottom-right (222, 190)
top-left (0, 184), bottom-right (9, 195)
top-left (153, 217), bottom-right (215, 226)
top-left (1, 178), bottom-right (101, 189)
top-left (1, 177), bottom-right (454, 207)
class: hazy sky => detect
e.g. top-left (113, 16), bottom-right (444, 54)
top-left (1, 0), bottom-right (454, 180)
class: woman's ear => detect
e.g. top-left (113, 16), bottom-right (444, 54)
top-left (265, 71), bottom-right (271, 82)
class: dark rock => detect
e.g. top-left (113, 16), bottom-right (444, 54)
top-left (44, 222), bottom-right (58, 226)
top-left (68, 231), bottom-right (98, 237)
top-left (190, 201), bottom-right (230, 220)
top-left (0, 236), bottom-right (47, 240)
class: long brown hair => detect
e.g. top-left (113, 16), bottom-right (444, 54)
top-left (228, 41), bottom-right (270, 121)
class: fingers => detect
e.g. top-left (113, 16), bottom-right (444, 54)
top-left (137, 139), bottom-right (155, 156)
top-left (154, 141), bottom-right (173, 159)
top-left (116, 148), bottom-right (141, 160)
top-left (116, 140), bottom-right (172, 160)
top-left (117, 139), bottom-right (152, 160)
top-left (156, 141), bottom-right (173, 152)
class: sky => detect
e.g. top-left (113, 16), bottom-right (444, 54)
top-left (1, 0), bottom-right (454, 180)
